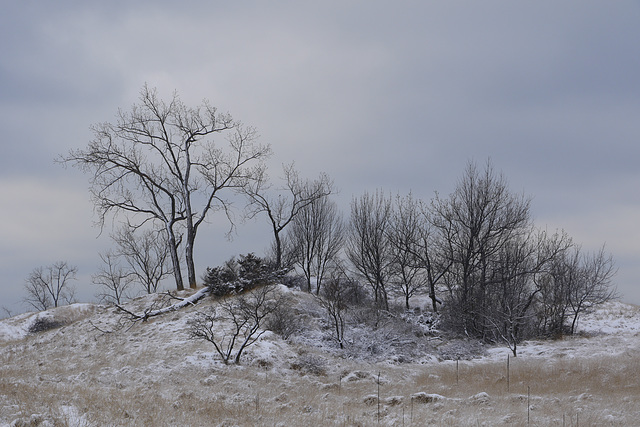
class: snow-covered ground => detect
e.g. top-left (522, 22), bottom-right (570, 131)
top-left (1, 289), bottom-right (639, 426)
top-left (485, 300), bottom-right (640, 361)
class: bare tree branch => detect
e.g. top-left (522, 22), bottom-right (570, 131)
top-left (242, 162), bottom-right (334, 269)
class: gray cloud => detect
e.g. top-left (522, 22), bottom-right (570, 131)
top-left (2, 1), bottom-right (639, 314)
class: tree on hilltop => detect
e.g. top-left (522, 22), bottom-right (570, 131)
top-left (61, 85), bottom-right (270, 291)
top-left (24, 261), bottom-right (77, 311)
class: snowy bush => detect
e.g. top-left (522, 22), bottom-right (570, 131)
top-left (202, 253), bottom-right (285, 297)
top-left (400, 309), bottom-right (441, 335)
top-left (201, 257), bottom-right (239, 296)
top-left (279, 273), bottom-right (307, 290)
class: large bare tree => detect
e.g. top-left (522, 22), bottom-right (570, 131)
top-left (430, 160), bottom-right (532, 337)
top-left (62, 85), bottom-right (270, 290)
top-left (242, 163), bottom-right (334, 269)
top-left (416, 203), bottom-right (452, 312)
top-left (483, 229), bottom-right (571, 356)
top-left (386, 193), bottom-right (451, 311)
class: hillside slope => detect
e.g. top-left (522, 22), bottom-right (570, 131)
top-left (1, 288), bottom-right (639, 426)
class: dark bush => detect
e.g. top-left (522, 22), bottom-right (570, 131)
top-left (29, 317), bottom-right (64, 334)
top-left (290, 353), bottom-right (327, 376)
top-left (202, 253), bottom-right (286, 297)
top-left (335, 276), bottom-right (369, 307)
top-left (265, 298), bottom-right (303, 340)
top-left (280, 273), bottom-right (307, 290)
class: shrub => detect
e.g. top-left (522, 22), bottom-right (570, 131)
top-left (202, 253), bottom-right (285, 297)
top-left (290, 353), bottom-right (327, 376)
top-left (201, 258), bottom-right (239, 296)
top-left (188, 285), bottom-right (283, 365)
top-left (340, 277), bottom-right (369, 306)
top-left (265, 297), bottom-right (303, 340)
top-left (280, 273), bottom-right (307, 290)
top-left (28, 317), bottom-right (64, 334)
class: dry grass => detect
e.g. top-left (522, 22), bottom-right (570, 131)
top-left (2, 298), bottom-right (640, 426)
top-left (410, 353), bottom-right (640, 426)
top-left (3, 339), bottom-right (639, 426)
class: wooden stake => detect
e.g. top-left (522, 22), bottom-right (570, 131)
top-left (507, 355), bottom-right (510, 393)
top-left (410, 396), bottom-right (414, 424)
top-left (377, 371), bottom-right (381, 424)
top-left (527, 385), bottom-right (531, 425)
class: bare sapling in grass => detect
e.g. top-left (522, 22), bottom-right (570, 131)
top-left (189, 285), bottom-right (282, 364)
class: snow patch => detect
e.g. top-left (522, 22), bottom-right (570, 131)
top-left (0, 311), bottom-right (36, 341)
top-left (469, 392), bottom-right (491, 405)
top-left (411, 392), bottom-right (446, 404)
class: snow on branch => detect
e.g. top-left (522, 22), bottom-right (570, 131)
top-left (116, 287), bottom-right (210, 321)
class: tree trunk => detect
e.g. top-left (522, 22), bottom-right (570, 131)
top-left (182, 177), bottom-right (198, 289)
top-left (430, 292), bottom-right (438, 312)
top-left (274, 229), bottom-right (282, 270)
top-left (166, 225), bottom-right (184, 291)
top-left (185, 230), bottom-right (197, 289)
top-left (570, 307), bottom-right (581, 335)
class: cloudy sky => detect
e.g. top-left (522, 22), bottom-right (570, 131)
top-left (2, 1), bottom-right (639, 315)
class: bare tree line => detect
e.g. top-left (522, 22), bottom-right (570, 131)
top-left (22, 87), bottom-right (616, 358)
top-left (272, 160), bottom-right (616, 354)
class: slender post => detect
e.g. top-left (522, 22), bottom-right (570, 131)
top-left (410, 396), bottom-right (414, 424)
top-left (527, 385), bottom-right (530, 425)
top-left (377, 371), bottom-right (381, 424)
top-left (507, 355), bottom-right (510, 392)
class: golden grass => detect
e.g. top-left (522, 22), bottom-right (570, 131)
top-left (2, 305), bottom-right (640, 426)
top-left (2, 349), bottom-right (639, 426)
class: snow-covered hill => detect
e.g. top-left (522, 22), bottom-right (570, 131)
top-left (1, 288), bottom-right (639, 426)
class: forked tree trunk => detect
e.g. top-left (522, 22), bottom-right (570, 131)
top-left (185, 229), bottom-right (197, 289)
top-left (166, 224), bottom-right (184, 291)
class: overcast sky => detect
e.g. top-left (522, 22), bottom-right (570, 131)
top-left (2, 1), bottom-right (639, 315)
